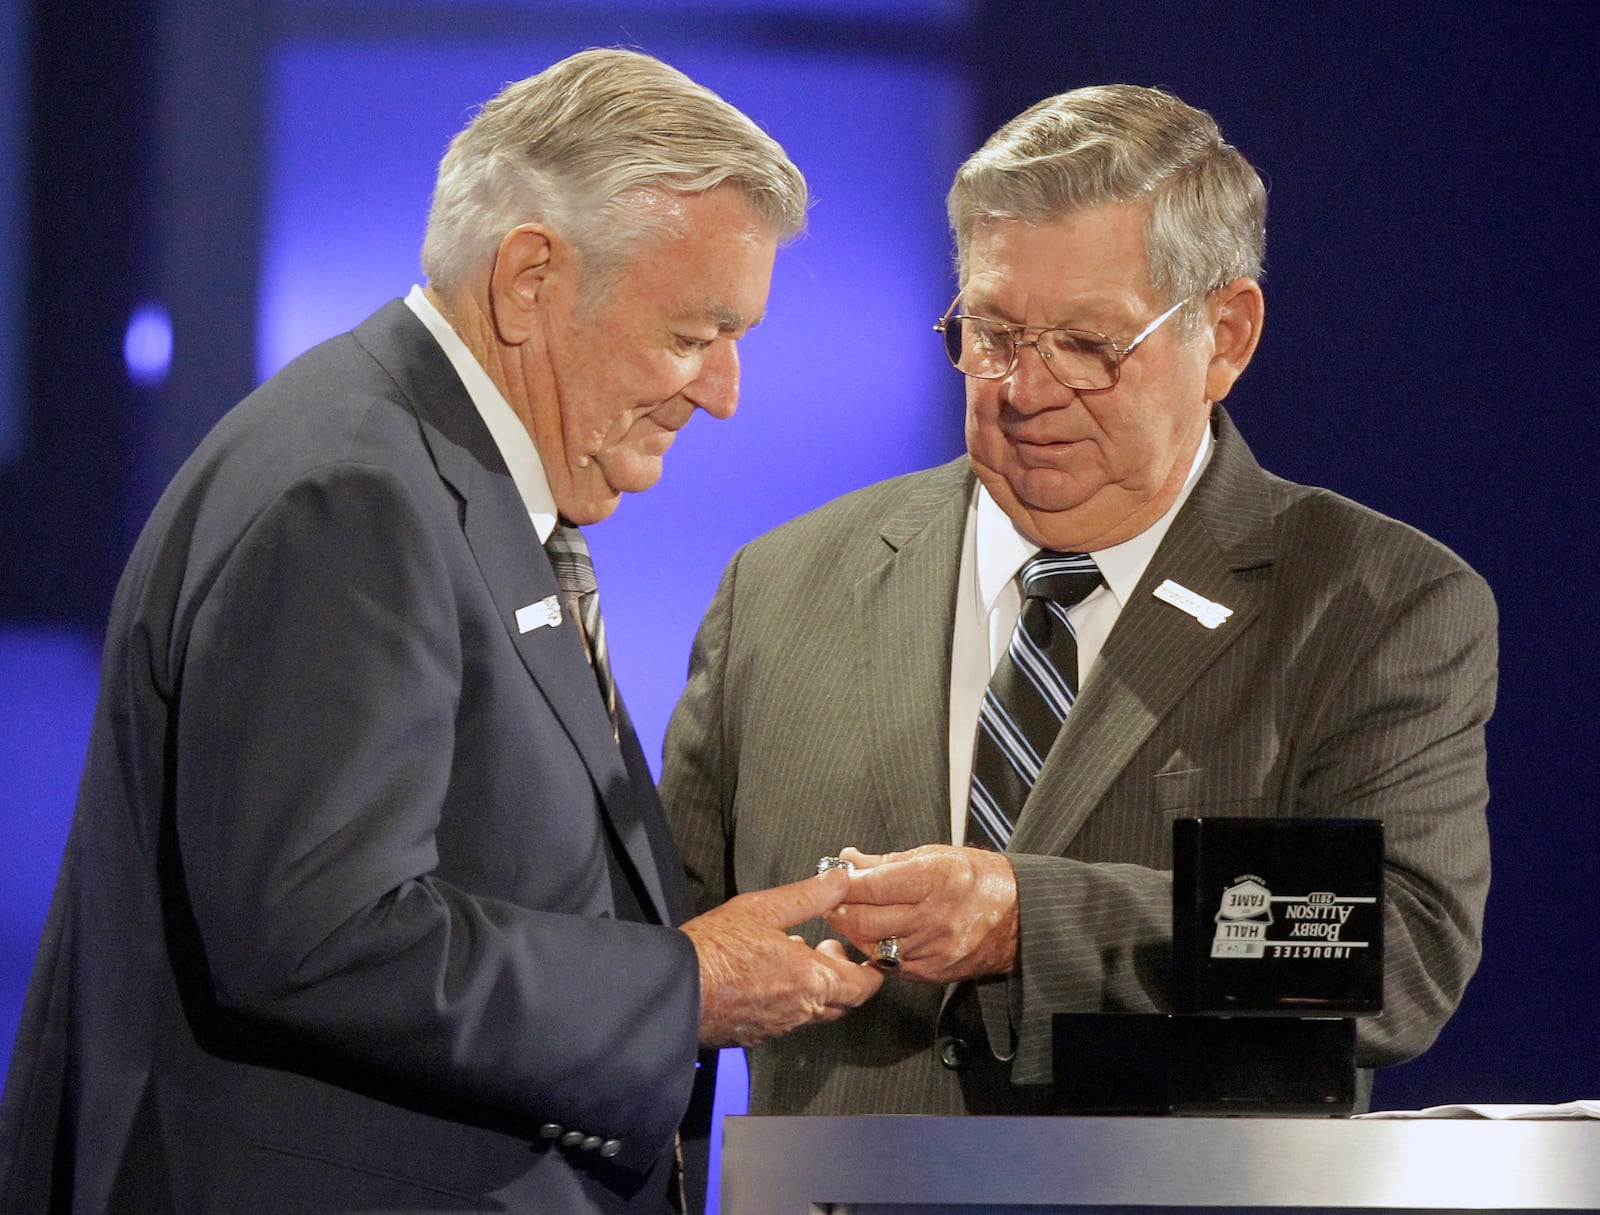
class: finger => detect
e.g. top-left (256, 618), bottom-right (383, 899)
top-left (838, 846), bottom-right (886, 868)
top-left (733, 868), bottom-right (851, 931)
top-left (840, 845), bottom-right (939, 870)
top-left (839, 859), bottom-right (943, 906)
top-left (815, 943), bottom-right (885, 1006)
top-left (813, 937), bottom-right (855, 963)
top-left (826, 902), bottom-right (921, 943)
top-left (813, 936), bottom-right (896, 968)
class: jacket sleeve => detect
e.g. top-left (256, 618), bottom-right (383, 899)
top-left (659, 556), bottom-right (742, 917)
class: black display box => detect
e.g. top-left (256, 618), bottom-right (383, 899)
top-left (1052, 817), bottom-right (1384, 1116)
top-left (1171, 817), bottom-right (1383, 1016)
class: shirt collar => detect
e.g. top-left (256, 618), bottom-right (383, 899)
top-left (975, 419), bottom-right (1215, 612)
top-left (404, 284), bottom-right (560, 543)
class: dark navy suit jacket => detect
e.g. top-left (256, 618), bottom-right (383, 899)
top-left (0, 301), bottom-right (703, 1213)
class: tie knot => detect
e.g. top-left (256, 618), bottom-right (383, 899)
top-left (544, 524), bottom-right (598, 596)
top-left (1020, 551), bottom-right (1101, 606)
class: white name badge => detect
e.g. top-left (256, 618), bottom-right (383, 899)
top-left (516, 595), bottom-right (562, 633)
top-left (1153, 579), bottom-right (1233, 630)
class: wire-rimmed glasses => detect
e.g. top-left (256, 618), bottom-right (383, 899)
top-left (934, 295), bottom-right (1190, 391)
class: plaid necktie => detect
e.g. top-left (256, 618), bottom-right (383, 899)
top-left (544, 523), bottom-right (617, 734)
top-left (965, 551), bottom-right (1102, 851)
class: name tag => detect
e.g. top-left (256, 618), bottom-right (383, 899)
top-left (516, 595), bottom-right (562, 633)
top-left (1153, 579), bottom-right (1233, 630)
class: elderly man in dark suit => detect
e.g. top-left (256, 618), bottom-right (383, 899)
top-left (0, 49), bottom-right (880, 1214)
top-left (662, 84), bottom-right (1494, 1116)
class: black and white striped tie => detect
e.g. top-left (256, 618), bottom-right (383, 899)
top-left (965, 552), bottom-right (1102, 851)
top-left (544, 523), bottom-right (617, 734)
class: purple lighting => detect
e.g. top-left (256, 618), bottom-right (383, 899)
top-left (124, 301), bottom-right (172, 386)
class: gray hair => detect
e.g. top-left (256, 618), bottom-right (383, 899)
top-left (948, 84), bottom-right (1266, 330)
top-left (421, 48), bottom-right (807, 293)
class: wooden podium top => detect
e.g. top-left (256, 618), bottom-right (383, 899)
top-left (721, 1114), bottom-right (1600, 1213)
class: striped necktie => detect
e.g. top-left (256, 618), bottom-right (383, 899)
top-left (544, 523), bottom-right (617, 734)
top-left (965, 551), bottom-right (1102, 851)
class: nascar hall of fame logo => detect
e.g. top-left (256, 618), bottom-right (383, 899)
top-left (1211, 876), bottom-right (1273, 957)
top-left (1211, 877), bottom-right (1376, 961)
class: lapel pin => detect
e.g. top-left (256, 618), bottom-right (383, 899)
top-left (1153, 579), bottom-right (1233, 630)
top-left (516, 595), bottom-right (563, 634)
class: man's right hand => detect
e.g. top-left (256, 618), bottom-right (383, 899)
top-left (682, 867), bottom-right (884, 1048)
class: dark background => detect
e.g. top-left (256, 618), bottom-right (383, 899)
top-left (2, 0), bottom-right (1595, 1158)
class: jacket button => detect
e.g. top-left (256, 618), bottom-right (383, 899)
top-left (938, 1036), bottom-right (969, 1070)
top-left (579, 1135), bottom-right (603, 1152)
top-left (537, 1123), bottom-right (564, 1139)
top-left (560, 1130), bottom-right (586, 1147)
top-left (599, 1139), bottom-right (623, 1158)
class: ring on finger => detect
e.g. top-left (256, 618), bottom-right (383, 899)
top-left (874, 937), bottom-right (902, 970)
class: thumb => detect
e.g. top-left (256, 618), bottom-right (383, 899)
top-left (735, 868), bottom-right (851, 931)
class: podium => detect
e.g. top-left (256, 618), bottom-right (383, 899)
top-left (720, 1115), bottom-right (1600, 1213)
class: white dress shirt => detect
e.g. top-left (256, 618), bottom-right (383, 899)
top-left (946, 425), bottom-right (1214, 842)
top-left (403, 285), bottom-right (559, 544)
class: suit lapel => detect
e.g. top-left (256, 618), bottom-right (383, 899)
top-left (1011, 408), bottom-right (1278, 856)
top-left (855, 458), bottom-right (974, 848)
top-left (351, 302), bottom-right (677, 924)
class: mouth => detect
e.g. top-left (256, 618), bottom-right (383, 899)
top-left (1008, 432), bottom-right (1087, 461)
top-left (1015, 434), bottom-right (1081, 448)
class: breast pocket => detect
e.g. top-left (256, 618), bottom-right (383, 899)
top-left (1153, 764), bottom-right (1277, 817)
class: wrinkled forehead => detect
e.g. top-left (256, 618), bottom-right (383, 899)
top-left (959, 206), bottom-right (1158, 326)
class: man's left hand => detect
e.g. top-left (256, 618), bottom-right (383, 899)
top-left (825, 845), bottom-right (1019, 983)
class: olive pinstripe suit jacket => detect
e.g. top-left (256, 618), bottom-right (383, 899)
top-left (661, 407), bottom-right (1495, 1115)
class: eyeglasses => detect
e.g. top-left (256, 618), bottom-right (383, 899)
top-left (934, 295), bottom-right (1191, 391)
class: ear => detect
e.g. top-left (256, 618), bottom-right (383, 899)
top-left (488, 223), bottom-right (559, 345)
top-left (1203, 277), bottom-right (1264, 403)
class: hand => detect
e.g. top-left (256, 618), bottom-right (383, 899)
top-left (682, 867), bottom-right (884, 1049)
top-left (826, 845), bottom-right (1020, 984)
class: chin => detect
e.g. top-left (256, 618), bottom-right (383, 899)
top-left (1005, 465), bottom-right (1101, 515)
top-left (558, 497), bottom-right (620, 526)
top-left (599, 457), bottom-right (666, 498)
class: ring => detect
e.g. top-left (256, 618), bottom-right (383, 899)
top-left (816, 855), bottom-right (856, 875)
top-left (874, 937), bottom-right (901, 970)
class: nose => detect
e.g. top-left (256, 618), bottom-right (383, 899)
top-left (1001, 337), bottom-right (1066, 411)
top-left (687, 340), bottom-right (740, 420)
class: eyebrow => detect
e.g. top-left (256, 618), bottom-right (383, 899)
top-left (964, 296), bottom-right (1132, 334)
top-left (702, 302), bottom-right (761, 333)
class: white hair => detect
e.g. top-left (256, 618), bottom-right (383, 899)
top-left (422, 48), bottom-right (807, 294)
